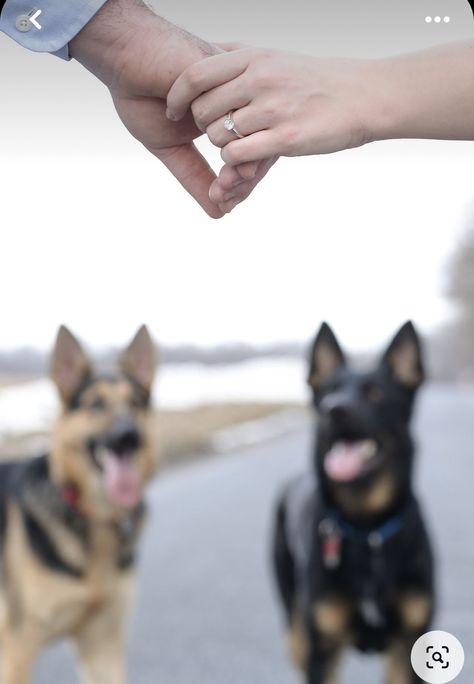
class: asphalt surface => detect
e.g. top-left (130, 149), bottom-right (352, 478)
top-left (33, 384), bottom-right (474, 683)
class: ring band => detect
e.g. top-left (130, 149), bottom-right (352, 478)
top-left (224, 111), bottom-right (244, 139)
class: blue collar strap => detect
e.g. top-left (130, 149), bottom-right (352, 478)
top-left (327, 509), bottom-right (404, 548)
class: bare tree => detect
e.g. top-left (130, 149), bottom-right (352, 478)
top-left (446, 225), bottom-right (474, 316)
top-left (430, 203), bottom-right (474, 381)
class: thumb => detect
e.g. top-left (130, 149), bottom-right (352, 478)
top-left (155, 143), bottom-right (224, 219)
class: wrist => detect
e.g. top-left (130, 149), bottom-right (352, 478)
top-left (340, 58), bottom-right (406, 145)
top-left (70, 0), bottom-right (217, 97)
top-left (365, 51), bottom-right (452, 142)
top-left (362, 58), bottom-right (415, 142)
top-left (70, 0), bottom-right (152, 85)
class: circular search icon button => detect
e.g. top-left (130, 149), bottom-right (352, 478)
top-left (411, 631), bottom-right (464, 683)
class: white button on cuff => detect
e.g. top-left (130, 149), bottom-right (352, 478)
top-left (16, 14), bottom-right (32, 32)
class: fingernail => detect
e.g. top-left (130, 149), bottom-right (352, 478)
top-left (166, 108), bottom-right (177, 121)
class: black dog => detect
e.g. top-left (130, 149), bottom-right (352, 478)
top-left (273, 322), bottom-right (434, 684)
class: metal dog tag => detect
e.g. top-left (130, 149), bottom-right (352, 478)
top-left (360, 597), bottom-right (385, 628)
top-left (319, 518), bottom-right (342, 569)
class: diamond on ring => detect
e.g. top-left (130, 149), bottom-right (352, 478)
top-left (224, 111), bottom-right (244, 138)
top-left (224, 115), bottom-right (234, 131)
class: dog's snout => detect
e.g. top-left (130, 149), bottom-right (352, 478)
top-left (321, 391), bottom-right (353, 418)
top-left (327, 404), bottom-right (351, 422)
top-left (106, 418), bottom-right (142, 455)
top-left (320, 390), bottom-right (363, 431)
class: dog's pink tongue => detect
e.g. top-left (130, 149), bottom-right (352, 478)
top-left (103, 453), bottom-right (142, 509)
top-left (324, 442), bottom-right (367, 482)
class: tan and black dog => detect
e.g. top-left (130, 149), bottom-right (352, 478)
top-left (0, 325), bottom-right (158, 684)
top-left (273, 322), bottom-right (435, 684)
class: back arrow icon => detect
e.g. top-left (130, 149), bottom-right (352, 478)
top-left (29, 9), bottom-right (42, 29)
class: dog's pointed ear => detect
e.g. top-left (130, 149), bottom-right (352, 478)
top-left (308, 322), bottom-right (346, 389)
top-left (120, 325), bottom-right (156, 392)
top-left (51, 326), bottom-right (92, 405)
top-left (381, 321), bottom-right (424, 388)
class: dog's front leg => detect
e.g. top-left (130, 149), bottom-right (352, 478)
top-left (386, 638), bottom-right (423, 684)
top-left (385, 592), bottom-right (433, 684)
top-left (0, 628), bottom-right (41, 684)
top-left (306, 647), bottom-right (342, 684)
top-left (73, 603), bottom-right (129, 684)
top-left (74, 624), bottom-right (127, 684)
top-left (304, 596), bottom-right (350, 684)
top-left (73, 571), bottom-right (135, 684)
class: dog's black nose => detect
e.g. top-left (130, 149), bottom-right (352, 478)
top-left (320, 391), bottom-right (361, 431)
top-left (327, 404), bottom-right (351, 423)
top-left (106, 418), bottom-right (142, 455)
top-left (320, 391), bottom-right (354, 419)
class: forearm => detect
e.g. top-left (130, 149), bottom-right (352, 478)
top-left (372, 42), bottom-right (474, 142)
top-left (70, 0), bottom-right (216, 96)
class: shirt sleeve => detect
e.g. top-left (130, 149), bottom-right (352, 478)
top-left (0, 0), bottom-right (108, 60)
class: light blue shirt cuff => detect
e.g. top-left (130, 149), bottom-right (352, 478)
top-left (0, 0), bottom-right (108, 60)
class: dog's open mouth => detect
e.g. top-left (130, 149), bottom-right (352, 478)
top-left (94, 446), bottom-right (142, 510)
top-left (324, 439), bottom-right (381, 483)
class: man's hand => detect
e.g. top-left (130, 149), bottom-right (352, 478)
top-left (70, 0), bottom-right (225, 218)
top-left (209, 157), bottom-right (279, 214)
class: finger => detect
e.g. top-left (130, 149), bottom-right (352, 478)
top-left (155, 143), bottom-right (224, 219)
top-left (216, 158), bottom-right (276, 213)
top-left (235, 161), bottom-right (260, 180)
top-left (206, 105), bottom-right (270, 148)
top-left (219, 197), bottom-right (242, 214)
top-left (209, 163), bottom-right (248, 199)
top-left (191, 76), bottom-right (251, 132)
top-left (167, 50), bottom-right (251, 122)
top-left (221, 130), bottom-right (283, 166)
top-left (210, 156), bottom-right (278, 208)
top-left (213, 160), bottom-right (260, 186)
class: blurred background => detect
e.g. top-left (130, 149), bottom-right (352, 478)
top-left (0, 0), bottom-right (473, 682)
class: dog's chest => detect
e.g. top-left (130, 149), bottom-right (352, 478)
top-left (4, 504), bottom-right (134, 640)
top-left (46, 553), bottom-right (133, 639)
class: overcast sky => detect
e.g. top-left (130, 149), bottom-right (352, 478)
top-left (0, 0), bottom-right (473, 353)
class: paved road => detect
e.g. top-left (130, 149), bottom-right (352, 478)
top-left (34, 385), bottom-right (474, 683)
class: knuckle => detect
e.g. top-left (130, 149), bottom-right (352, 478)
top-left (252, 65), bottom-right (276, 90)
top-left (185, 64), bottom-right (205, 90)
top-left (206, 123), bottom-right (222, 147)
top-left (191, 101), bottom-right (206, 126)
top-left (253, 70), bottom-right (272, 89)
top-left (207, 131), bottom-right (220, 147)
top-left (224, 142), bottom-right (244, 165)
top-left (249, 49), bottom-right (278, 88)
top-left (262, 100), bottom-right (279, 121)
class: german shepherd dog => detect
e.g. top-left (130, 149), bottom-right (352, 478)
top-left (273, 322), bottom-right (435, 684)
top-left (0, 325), bottom-right (157, 684)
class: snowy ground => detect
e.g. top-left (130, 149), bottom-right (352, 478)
top-left (0, 358), bottom-right (308, 442)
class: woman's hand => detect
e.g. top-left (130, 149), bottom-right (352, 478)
top-left (168, 41), bottom-right (474, 173)
top-left (166, 48), bottom-right (379, 166)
